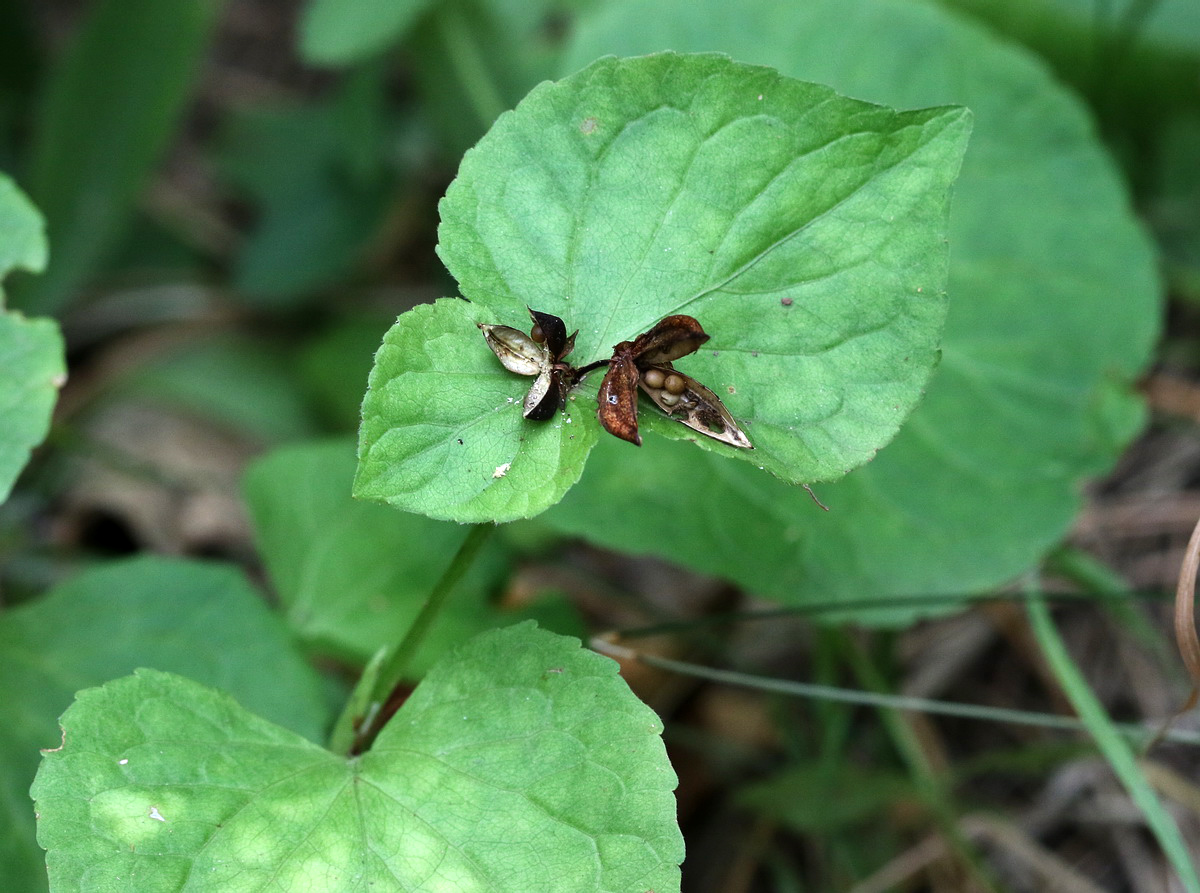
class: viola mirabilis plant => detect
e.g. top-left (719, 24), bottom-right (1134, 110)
top-left (355, 52), bottom-right (971, 524)
top-left (29, 53), bottom-right (970, 893)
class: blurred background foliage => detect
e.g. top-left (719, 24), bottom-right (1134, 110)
top-left (2, 0), bottom-right (1200, 890)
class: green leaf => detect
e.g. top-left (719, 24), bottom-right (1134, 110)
top-left (1, 556), bottom-right (330, 893)
top-left (0, 313), bottom-right (62, 502)
top-left (217, 70), bottom-right (395, 305)
top-left (121, 334), bottom-right (319, 444)
top-left (0, 174), bottom-right (61, 503)
top-left (0, 173), bottom-right (46, 283)
top-left (244, 439), bottom-right (523, 670)
top-left (358, 53), bottom-right (971, 523)
top-left (357, 298), bottom-right (600, 522)
top-left (543, 0), bottom-right (1159, 617)
top-left (33, 623), bottom-right (683, 892)
top-left (12, 0), bottom-right (223, 315)
top-left (300, 0), bottom-right (436, 65)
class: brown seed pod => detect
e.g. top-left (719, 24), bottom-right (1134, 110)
top-left (629, 314), bottom-right (710, 365)
top-left (596, 314), bottom-right (752, 450)
top-left (480, 308), bottom-right (579, 421)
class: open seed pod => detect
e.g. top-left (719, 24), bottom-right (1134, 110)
top-left (638, 363), bottom-right (752, 449)
top-left (478, 324), bottom-right (546, 377)
top-left (596, 314), bottom-right (752, 449)
top-left (479, 308), bottom-right (579, 421)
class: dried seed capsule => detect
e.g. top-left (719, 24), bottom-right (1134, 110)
top-left (642, 367), bottom-right (666, 389)
top-left (478, 324), bottom-right (546, 376)
top-left (663, 373), bottom-right (686, 395)
top-left (636, 362), bottom-right (753, 449)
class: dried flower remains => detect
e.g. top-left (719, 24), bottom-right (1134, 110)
top-left (597, 315), bottom-right (752, 449)
top-left (478, 308), bottom-right (578, 421)
top-left (480, 309), bottom-right (751, 449)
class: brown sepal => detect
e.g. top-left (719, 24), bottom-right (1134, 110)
top-left (631, 315), bottom-right (710, 365)
top-left (527, 307), bottom-right (576, 360)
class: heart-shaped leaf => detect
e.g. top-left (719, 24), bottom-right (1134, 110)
top-left (2, 556), bottom-right (330, 893)
top-left (33, 623), bottom-right (683, 892)
top-left (542, 0), bottom-right (1160, 616)
top-left (357, 52), bottom-right (971, 522)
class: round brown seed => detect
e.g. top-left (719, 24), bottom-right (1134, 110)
top-left (664, 373), bottom-right (686, 394)
top-left (643, 368), bottom-right (666, 389)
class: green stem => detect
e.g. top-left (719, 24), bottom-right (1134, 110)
top-left (333, 522), bottom-right (496, 755)
top-left (1027, 587), bottom-right (1200, 892)
top-left (589, 642), bottom-right (1200, 747)
top-left (435, 2), bottom-right (507, 132)
top-left (842, 633), bottom-right (999, 893)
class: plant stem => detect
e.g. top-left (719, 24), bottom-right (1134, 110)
top-left (435, 2), bottom-right (507, 133)
top-left (589, 638), bottom-right (1200, 746)
top-left (1027, 586), bottom-right (1200, 893)
top-left (339, 522), bottom-right (496, 755)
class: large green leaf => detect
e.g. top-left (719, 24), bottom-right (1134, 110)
top-left (540, 0), bottom-right (1159, 615)
top-left (244, 439), bottom-right (525, 670)
top-left (0, 557), bottom-right (330, 893)
top-left (357, 52), bottom-right (971, 523)
top-left (120, 334), bottom-right (319, 444)
top-left (0, 173), bottom-right (61, 503)
top-left (0, 172), bottom-right (44, 278)
top-left (12, 0), bottom-right (223, 314)
top-left (33, 623), bottom-right (683, 892)
top-left (216, 69), bottom-right (395, 305)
